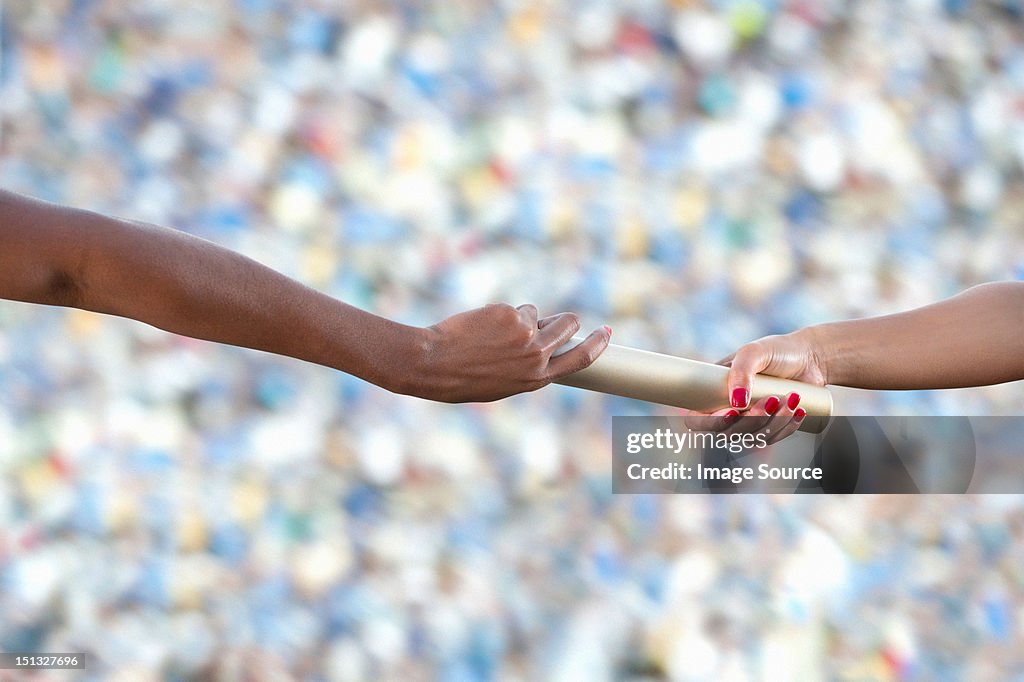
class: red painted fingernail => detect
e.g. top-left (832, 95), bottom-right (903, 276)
top-left (724, 409), bottom-right (740, 423)
top-left (603, 325), bottom-right (612, 336)
top-left (787, 393), bottom-right (801, 410)
top-left (730, 387), bottom-right (749, 409)
top-left (764, 396), bottom-right (781, 415)
top-left (794, 408), bottom-right (806, 421)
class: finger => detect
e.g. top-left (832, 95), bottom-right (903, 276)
top-left (517, 303), bottom-right (539, 328)
top-left (537, 313), bottom-right (562, 329)
top-left (753, 395), bottom-right (789, 444)
top-left (727, 344), bottom-right (770, 410)
top-left (736, 395), bottom-right (775, 418)
top-left (764, 393), bottom-right (804, 444)
top-left (680, 407), bottom-right (739, 432)
top-left (535, 313), bottom-right (582, 353)
top-left (763, 391), bottom-right (798, 436)
top-left (765, 416), bottom-right (802, 445)
top-left (725, 415), bottom-right (772, 434)
top-left (717, 352), bottom-right (736, 366)
top-left (545, 326), bottom-right (611, 380)
top-left (722, 395), bottom-right (774, 434)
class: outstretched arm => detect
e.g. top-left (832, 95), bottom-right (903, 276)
top-left (723, 281), bottom-right (1024, 401)
top-left (0, 189), bottom-right (610, 402)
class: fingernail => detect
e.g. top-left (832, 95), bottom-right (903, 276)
top-left (730, 387), bottom-right (749, 409)
top-left (724, 409), bottom-right (740, 423)
top-left (794, 408), bottom-right (806, 421)
top-left (787, 392), bottom-right (801, 410)
top-left (603, 325), bottom-right (612, 336)
top-left (764, 396), bottom-right (781, 415)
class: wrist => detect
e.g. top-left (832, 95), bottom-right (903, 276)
top-left (792, 324), bottom-right (834, 386)
top-left (306, 306), bottom-right (432, 396)
top-left (372, 322), bottom-right (436, 396)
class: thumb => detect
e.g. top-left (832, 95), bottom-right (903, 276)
top-left (726, 342), bottom-right (771, 410)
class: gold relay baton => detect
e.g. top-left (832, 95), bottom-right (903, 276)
top-left (554, 336), bottom-right (832, 434)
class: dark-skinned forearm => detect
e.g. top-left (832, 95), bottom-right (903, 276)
top-left (802, 282), bottom-right (1024, 389)
top-left (11, 200), bottom-right (425, 393)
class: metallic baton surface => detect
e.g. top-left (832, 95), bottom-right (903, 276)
top-left (554, 337), bottom-right (832, 434)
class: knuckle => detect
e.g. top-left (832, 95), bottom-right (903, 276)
top-left (516, 321), bottom-right (535, 343)
top-left (749, 336), bottom-right (780, 355)
top-left (576, 346), bottom-right (599, 370)
top-left (492, 302), bottom-right (518, 319)
top-left (488, 303), bottom-right (522, 327)
top-left (739, 341), bottom-right (761, 356)
top-left (735, 342), bottom-right (765, 365)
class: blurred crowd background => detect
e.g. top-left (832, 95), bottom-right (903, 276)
top-left (2, 0), bottom-right (1024, 679)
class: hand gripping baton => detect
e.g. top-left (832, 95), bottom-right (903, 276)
top-left (555, 337), bottom-right (832, 433)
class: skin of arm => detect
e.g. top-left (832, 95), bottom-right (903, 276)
top-left (0, 189), bottom-right (610, 402)
top-left (800, 281), bottom-right (1024, 389)
top-left (684, 282), bottom-right (1024, 444)
top-left (723, 281), bottom-right (1024, 402)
